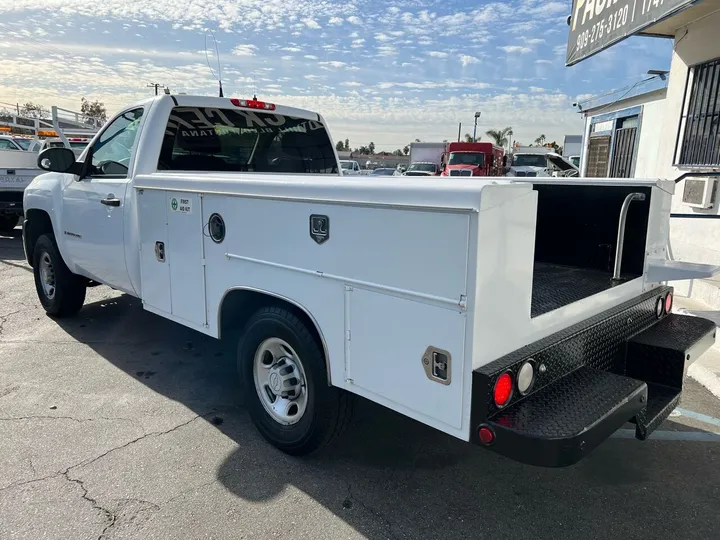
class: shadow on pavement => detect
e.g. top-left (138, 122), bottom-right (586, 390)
top-left (0, 228), bottom-right (27, 265)
top-left (54, 294), bottom-right (720, 540)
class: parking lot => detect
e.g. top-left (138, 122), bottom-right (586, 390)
top-left (2, 227), bottom-right (720, 540)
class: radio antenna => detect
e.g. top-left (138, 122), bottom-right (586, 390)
top-left (204, 30), bottom-right (224, 97)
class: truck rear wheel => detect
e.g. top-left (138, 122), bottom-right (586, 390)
top-left (32, 234), bottom-right (86, 317)
top-left (237, 306), bottom-right (353, 455)
top-left (0, 215), bottom-right (18, 233)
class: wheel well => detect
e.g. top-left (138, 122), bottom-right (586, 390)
top-left (219, 289), bottom-right (330, 378)
top-left (24, 209), bottom-right (54, 266)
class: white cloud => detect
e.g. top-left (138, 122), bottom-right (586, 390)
top-left (281, 46), bottom-right (302, 52)
top-left (346, 16), bottom-right (362, 25)
top-left (304, 54), bottom-right (318, 60)
top-left (535, 59), bottom-right (553, 64)
top-left (232, 44), bottom-right (257, 56)
top-left (375, 33), bottom-right (393, 42)
top-left (459, 55), bottom-right (479, 66)
top-left (498, 45), bottom-right (532, 54)
top-left (377, 46), bottom-right (397, 57)
top-left (302, 18), bottom-right (321, 29)
top-left (341, 81), bottom-right (363, 87)
top-left (351, 39), bottom-right (365, 48)
top-left (319, 61), bottom-right (346, 68)
top-left (328, 16), bottom-right (344, 25)
top-left (529, 86), bottom-right (546, 93)
top-left (524, 38), bottom-right (545, 45)
top-left (427, 51), bottom-right (449, 58)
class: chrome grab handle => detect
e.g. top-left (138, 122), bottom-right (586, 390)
top-left (613, 192), bottom-right (646, 280)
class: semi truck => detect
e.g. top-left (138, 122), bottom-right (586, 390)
top-left (23, 94), bottom-right (716, 467)
top-left (441, 142), bottom-right (504, 177)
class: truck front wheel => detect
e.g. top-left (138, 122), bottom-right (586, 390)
top-left (32, 234), bottom-right (86, 317)
top-left (238, 306), bottom-right (353, 455)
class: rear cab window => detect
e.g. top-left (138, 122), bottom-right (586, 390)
top-left (158, 107), bottom-right (338, 174)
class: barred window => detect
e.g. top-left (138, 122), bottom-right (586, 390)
top-left (677, 58), bottom-right (720, 167)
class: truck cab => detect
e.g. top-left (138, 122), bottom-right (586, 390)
top-left (441, 142), bottom-right (504, 177)
top-left (340, 160), bottom-right (361, 175)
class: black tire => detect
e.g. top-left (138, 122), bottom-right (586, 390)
top-left (33, 234), bottom-right (86, 317)
top-left (238, 306), bottom-right (353, 455)
top-left (0, 214), bottom-right (18, 233)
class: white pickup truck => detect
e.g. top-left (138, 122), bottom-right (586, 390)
top-left (1, 144), bottom-right (41, 232)
top-left (23, 94), bottom-right (716, 466)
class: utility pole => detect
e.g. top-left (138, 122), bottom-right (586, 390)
top-left (473, 111), bottom-right (481, 143)
top-left (457, 122), bottom-right (462, 142)
top-left (146, 83), bottom-right (162, 95)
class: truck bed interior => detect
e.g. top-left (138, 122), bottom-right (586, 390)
top-left (531, 184), bottom-right (651, 318)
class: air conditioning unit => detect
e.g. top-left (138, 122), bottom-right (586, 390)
top-left (682, 177), bottom-right (718, 209)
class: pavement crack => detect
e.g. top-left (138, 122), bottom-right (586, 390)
top-left (0, 308), bottom-right (27, 337)
top-left (0, 415), bottom-right (139, 424)
top-left (346, 483), bottom-right (404, 540)
top-left (62, 471), bottom-right (117, 540)
top-left (65, 413), bottom-right (207, 473)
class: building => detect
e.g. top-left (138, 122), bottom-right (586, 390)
top-left (577, 76), bottom-right (668, 179)
top-left (570, 0), bottom-right (720, 309)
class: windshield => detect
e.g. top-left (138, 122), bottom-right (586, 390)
top-left (448, 152), bottom-right (485, 166)
top-left (408, 163), bottom-right (436, 172)
top-left (69, 141), bottom-right (89, 150)
top-left (570, 156), bottom-right (580, 167)
top-left (13, 139), bottom-right (31, 150)
top-left (158, 107), bottom-right (337, 174)
top-left (513, 154), bottom-right (547, 168)
top-left (340, 161), bottom-right (353, 170)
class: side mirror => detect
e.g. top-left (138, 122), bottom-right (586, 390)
top-left (37, 147), bottom-right (80, 174)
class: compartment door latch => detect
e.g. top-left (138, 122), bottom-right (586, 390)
top-left (422, 346), bottom-right (452, 385)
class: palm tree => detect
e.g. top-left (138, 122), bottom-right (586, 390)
top-left (464, 133), bottom-right (474, 143)
top-left (485, 127), bottom-right (514, 148)
top-left (534, 134), bottom-right (546, 146)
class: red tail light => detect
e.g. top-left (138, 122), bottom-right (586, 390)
top-left (478, 425), bottom-right (495, 445)
top-left (494, 373), bottom-right (513, 408)
top-left (665, 293), bottom-right (673, 314)
top-left (230, 98), bottom-right (276, 111)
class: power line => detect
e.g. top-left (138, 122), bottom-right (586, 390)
top-left (146, 83), bottom-right (163, 95)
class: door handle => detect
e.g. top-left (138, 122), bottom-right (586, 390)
top-left (101, 197), bottom-right (121, 207)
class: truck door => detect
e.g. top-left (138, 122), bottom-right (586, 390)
top-left (61, 108), bottom-right (144, 294)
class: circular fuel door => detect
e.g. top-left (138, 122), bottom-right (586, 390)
top-left (208, 213), bottom-right (226, 244)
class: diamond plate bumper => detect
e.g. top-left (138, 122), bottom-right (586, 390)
top-left (471, 287), bottom-right (717, 467)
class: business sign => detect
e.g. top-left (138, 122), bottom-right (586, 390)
top-left (567, 0), bottom-right (696, 66)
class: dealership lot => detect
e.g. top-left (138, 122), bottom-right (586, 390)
top-left (2, 228), bottom-right (720, 540)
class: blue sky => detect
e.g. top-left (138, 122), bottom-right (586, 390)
top-left (0, 0), bottom-right (672, 150)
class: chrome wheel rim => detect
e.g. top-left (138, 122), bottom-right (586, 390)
top-left (39, 252), bottom-right (56, 300)
top-left (253, 337), bottom-right (308, 425)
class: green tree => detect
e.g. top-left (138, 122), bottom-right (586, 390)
top-left (414, 138), bottom-right (421, 142)
top-left (336, 140), bottom-right (345, 151)
top-left (464, 133), bottom-right (474, 143)
top-left (534, 134), bottom-right (546, 146)
top-left (485, 127), bottom-right (514, 148)
top-left (344, 138), bottom-right (349, 150)
top-left (403, 145), bottom-right (409, 155)
top-left (368, 142), bottom-right (376, 154)
top-left (80, 97), bottom-right (108, 126)
top-left (20, 102), bottom-right (48, 119)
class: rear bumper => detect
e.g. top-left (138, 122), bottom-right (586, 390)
top-left (471, 287), bottom-right (716, 467)
top-left (0, 190), bottom-right (24, 215)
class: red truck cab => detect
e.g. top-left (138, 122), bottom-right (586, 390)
top-left (441, 142), bottom-right (504, 177)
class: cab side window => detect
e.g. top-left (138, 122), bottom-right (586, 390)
top-left (89, 108), bottom-right (144, 177)
top-left (0, 139), bottom-right (17, 150)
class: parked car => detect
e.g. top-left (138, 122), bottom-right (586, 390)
top-left (340, 160), bottom-right (361, 175)
top-left (370, 168), bottom-right (400, 176)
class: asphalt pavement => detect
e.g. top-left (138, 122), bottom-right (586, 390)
top-left (1, 226), bottom-right (720, 540)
